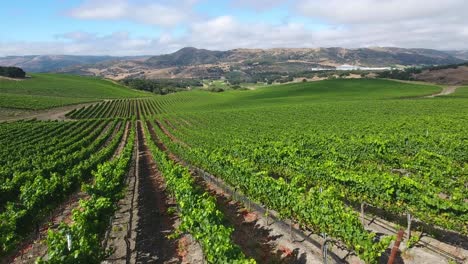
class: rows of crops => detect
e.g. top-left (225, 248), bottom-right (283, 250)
top-left (67, 95), bottom-right (193, 119)
top-left (152, 83), bottom-right (468, 231)
top-left (63, 79), bottom-right (467, 262)
top-left (142, 121), bottom-right (255, 263)
top-left (0, 121), bottom-right (258, 262)
top-left (148, 118), bottom-right (395, 262)
top-left (43, 123), bottom-right (135, 263)
top-left (128, 80), bottom-right (466, 262)
top-left (158, 103), bottom-right (468, 234)
top-left (0, 119), bottom-right (127, 256)
top-left (1, 78), bottom-right (466, 263)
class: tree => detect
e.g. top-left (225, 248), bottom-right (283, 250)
top-left (0, 66), bottom-right (26, 78)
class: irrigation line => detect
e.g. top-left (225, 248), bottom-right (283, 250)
top-left (194, 166), bottom-right (345, 263)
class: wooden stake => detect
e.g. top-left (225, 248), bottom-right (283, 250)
top-left (407, 213), bottom-right (412, 240)
top-left (388, 229), bottom-right (404, 264)
top-left (361, 202), bottom-right (365, 226)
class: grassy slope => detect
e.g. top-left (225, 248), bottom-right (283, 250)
top-left (158, 77), bottom-right (468, 235)
top-left (161, 78), bottom-right (442, 113)
top-left (0, 73), bottom-right (149, 110)
top-left (450, 86), bottom-right (468, 97)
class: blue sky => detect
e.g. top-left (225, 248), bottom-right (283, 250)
top-left (1, 0), bottom-right (467, 56)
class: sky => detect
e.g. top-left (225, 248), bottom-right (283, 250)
top-left (1, 0), bottom-right (468, 56)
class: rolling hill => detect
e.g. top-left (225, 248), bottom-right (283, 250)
top-left (0, 73), bottom-right (148, 110)
top-left (413, 65), bottom-right (468, 85)
top-left (56, 47), bottom-right (466, 80)
top-left (146, 47), bottom-right (464, 67)
top-left (0, 55), bottom-right (149, 73)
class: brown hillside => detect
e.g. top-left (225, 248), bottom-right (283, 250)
top-left (414, 66), bottom-right (468, 85)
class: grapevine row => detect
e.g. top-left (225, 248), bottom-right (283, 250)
top-left (41, 124), bottom-right (135, 263)
top-left (142, 120), bottom-right (255, 263)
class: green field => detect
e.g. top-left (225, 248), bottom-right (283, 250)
top-left (160, 78), bottom-right (443, 112)
top-left (1, 77), bottom-right (466, 263)
top-left (452, 86), bottom-right (468, 97)
top-left (0, 74), bottom-right (148, 109)
top-left (152, 79), bottom-right (467, 261)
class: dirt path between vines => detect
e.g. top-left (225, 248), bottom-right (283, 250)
top-left (424, 86), bottom-right (460, 97)
top-left (382, 79), bottom-right (460, 98)
top-left (105, 121), bottom-right (203, 264)
top-left (104, 121), bottom-right (137, 264)
top-left (154, 120), bottom-right (190, 148)
top-left (134, 121), bottom-right (179, 263)
top-left (0, 102), bottom-right (99, 122)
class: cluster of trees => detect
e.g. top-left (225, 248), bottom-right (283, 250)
top-left (226, 71), bottom-right (297, 84)
top-left (428, 62), bottom-right (468, 71)
top-left (377, 62), bottom-right (468, 80)
top-left (0, 66), bottom-right (26, 78)
top-left (377, 67), bottom-right (423, 80)
top-left (120, 78), bottom-right (203, 95)
top-left (226, 69), bottom-right (372, 85)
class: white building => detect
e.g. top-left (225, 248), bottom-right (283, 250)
top-left (336, 64), bottom-right (391, 71)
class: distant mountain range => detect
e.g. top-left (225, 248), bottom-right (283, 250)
top-left (0, 47), bottom-right (466, 79)
top-left (145, 47), bottom-right (465, 67)
top-left (0, 55), bottom-right (149, 73)
top-left (445, 50), bottom-right (468, 60)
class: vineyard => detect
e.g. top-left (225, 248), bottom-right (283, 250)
top-left (0, 74), bottom-right (147, 110)
top-left (0, 77), bottom-right (467, 263)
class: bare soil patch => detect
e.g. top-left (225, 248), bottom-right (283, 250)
top-left (0, 76), bottom-right (24, 81)
top-left (7, 192), bottom-right (87, 264)
top-left (0, 102), bottom-right (97, 122)
top-left (133, 121), bottom-right (183, 263)
top-left (104, 124), bottom-right (137, 263)
top-left (154, 120), bottom-right (189, 148)
top-left (197, 177), bottom-right (314, 263)
top-left (415, 66), bottom-right (468, 86)
top-left (425, 86), bottom-right (460, 97)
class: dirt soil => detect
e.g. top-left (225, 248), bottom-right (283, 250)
top-left (132, 121), bottom-right (202, 263)
top-left (104, 123), bottom-right (137, 263)
top-left (154, 120), bottom-right (189, 148)
top-left (104, 121), bottom-right (202, 264)
top-left (414, 66), bottom-right (468, 85)
top-left (197, 177), bottom-right (322, 264)
top-left (0, 76), bottom-right (24, 81)
top-left (0, 102), bottom-right (97, 122)
top-left (362, 212), bottom-right (468, 264)
top-left (7, 192), bottom-right (88, 264)
top-left (425, 86), bottom-right (460, 97)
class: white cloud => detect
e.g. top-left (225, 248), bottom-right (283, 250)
top-left (297, 0), bottom-right (467, 24)
top-left (230, 0), bottom-right (287, 11)
top-left (69, 0), bottom-right (127, 19)
top-left (0, 32), bottom-right (154, 56)
top-left (2, 14), bottom-right (468, 57)
top-left (2, 0), bottom-right (468, 56)
top-left (183, 16), bottom-right (313, 49)
top-left (68, 0), bottom-right (195, 27)
top-left (55, 31), bottom-right (96, 41)
top-left (175, 15), bottom-right (468, 51)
